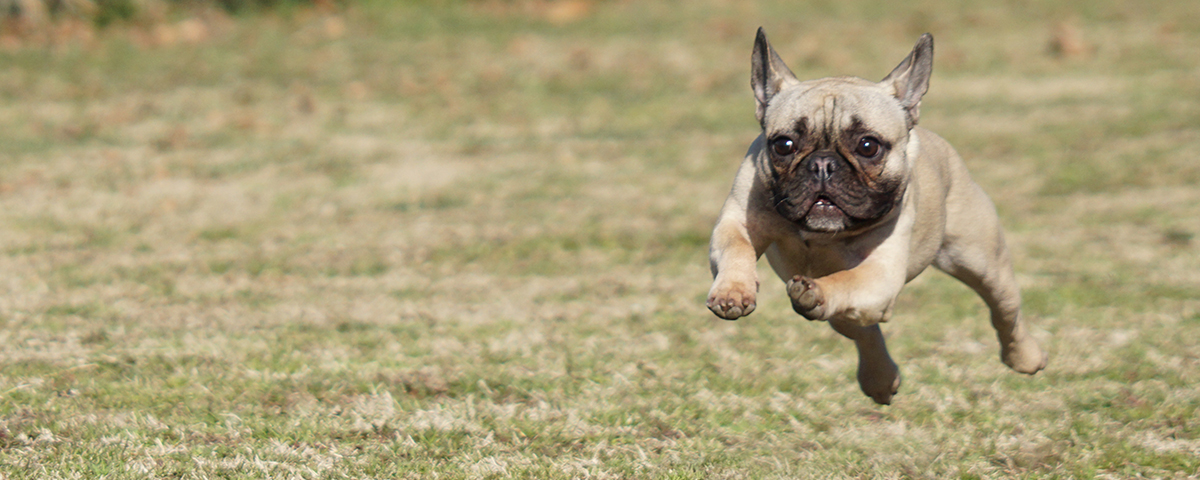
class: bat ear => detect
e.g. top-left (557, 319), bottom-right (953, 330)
top-left (881, 33), bottom-right (934, 127)
top-left (751, 27), bottom-right (799, 128)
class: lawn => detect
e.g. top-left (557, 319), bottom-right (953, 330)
top-left (1, 0), bottom-right (1198, 478)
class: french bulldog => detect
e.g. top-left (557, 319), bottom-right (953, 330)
top-left (706, 29), bottom-right (1048, 404)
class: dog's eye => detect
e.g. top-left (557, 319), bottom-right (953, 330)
top-left (771, 137), bottom-right (797, 156)
top-left (855, 136), bottom-right (882, 158)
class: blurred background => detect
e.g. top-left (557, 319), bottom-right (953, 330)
top-left (0, 0), bottom-right (1198, 477)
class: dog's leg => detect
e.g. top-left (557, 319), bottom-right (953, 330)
top-left (829, 320), bottom-right (900, 405)
top-left (707, 219), bottom-right (760, 320)
top-left (937, 189), bottom-right (1048, 374)
top-left (783, 231), bottom-right (909, 326)
top-left (708, 157), bottom-right (775, 320)
top-left (937, 245), bottom-right (1047, 374)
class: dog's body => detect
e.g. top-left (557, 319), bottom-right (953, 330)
top-left (706, 30), bottom-right (1047, 404)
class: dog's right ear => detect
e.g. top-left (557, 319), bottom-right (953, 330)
top-left (752, 27), bottom-right (799, 128)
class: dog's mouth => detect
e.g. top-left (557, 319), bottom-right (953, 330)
top-left (808, 194), bottom-right (843, 214)
top-left (773, 178), bottom-right (905, 234)
top-left (796, 194), bottom-right (849, 232)
top-left (813, 195), bottom-right (835, 207)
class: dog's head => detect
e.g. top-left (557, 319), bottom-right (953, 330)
top-left (752, 29), bottom-right (933, 234)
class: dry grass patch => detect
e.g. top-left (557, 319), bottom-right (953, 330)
top-left (1, 0), bottom-right (1199, 478)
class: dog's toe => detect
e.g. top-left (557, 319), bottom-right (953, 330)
top-left (708, 298), bottom-right (755, 320)
top-left (1002, 341), bottom-right (1048, 375)
top-left (859, 361), bottom-right (901, 405)
top-left (707, 282), bottom-right (757, 320)
top-left (870, 391), bottom-right (894, 405)
top-left (786, 275), bottom-right (825, 320)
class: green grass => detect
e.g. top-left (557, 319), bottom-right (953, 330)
top-left (1, 0), bottom-right (1199, 478)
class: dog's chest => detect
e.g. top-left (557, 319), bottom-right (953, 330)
top-left (765, 236), bottom-right (871, 279)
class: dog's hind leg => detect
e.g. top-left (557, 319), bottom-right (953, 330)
top-left (935, 191), bottom-right (1048, 374)
top-left (829, 321), bottom-right (901, 405)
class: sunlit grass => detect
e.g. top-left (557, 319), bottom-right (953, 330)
top-left (0, 0), bottom-right (1198, 478)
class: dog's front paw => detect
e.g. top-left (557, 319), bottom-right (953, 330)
top-left (787, 275), bottom-right (826, 320)
top-left (707, 280), bottom-right (757, 320)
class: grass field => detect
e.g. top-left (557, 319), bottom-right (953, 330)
top-left (1, 0), bottom-right (1199, 478)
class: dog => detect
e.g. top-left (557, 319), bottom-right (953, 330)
top-left (705, 29), bottom-right (1048, 404)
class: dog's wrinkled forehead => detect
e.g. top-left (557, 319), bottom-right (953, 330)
top-left (763, 77), bottom-right (909, 140)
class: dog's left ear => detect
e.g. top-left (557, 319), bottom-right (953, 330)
top-left (751, 27), bottom-right (799, 129)
top-left (881, 33), bottom-right (934, 128)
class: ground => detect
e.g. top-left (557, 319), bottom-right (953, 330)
top-left (1, 0), bottom-right (1198, 478)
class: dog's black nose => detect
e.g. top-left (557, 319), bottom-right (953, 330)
top-left (807, 152), bottom-right (840, 181)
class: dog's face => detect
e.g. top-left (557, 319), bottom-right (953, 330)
top-left (751, 30), bottom-right (934, 234)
